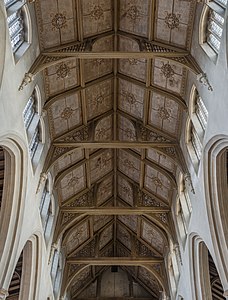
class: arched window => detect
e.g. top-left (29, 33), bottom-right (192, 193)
top-left (39, 178), bottom-right (54, 241)
top-left (176, 175), bottom-right (192, 243)
top-left (23, 86), bottom-right (44, 167)
top-left (4, 0), bottom-right (31, 60)
top-left (51, 250), bottom-right (63, 297)
top-left (207, 0), bottom-right (227, 53)
top-left (186, 86), bottom-right (208, 169)
top-left (200, 0), bottom-right (227, 60)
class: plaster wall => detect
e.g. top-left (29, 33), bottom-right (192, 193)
top-left (176, 3), bottom-right (228, 299)
top-left (0, 3), bottom-right (55, 300)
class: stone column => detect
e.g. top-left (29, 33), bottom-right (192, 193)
top-left (0, 289), bottom-right (9, 300)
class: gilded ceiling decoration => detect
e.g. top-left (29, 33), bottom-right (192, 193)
top-left (33, 0), bottom-right (199, 298)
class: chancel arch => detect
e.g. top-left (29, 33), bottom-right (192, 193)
top-left (204, 136), bottom-right (228, 285)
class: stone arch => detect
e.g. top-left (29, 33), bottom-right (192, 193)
top-left (0, 137), bottom-right (27, 287)
top-left (204, 136), bottom-right (228, 285)
top-left (4, 235), bottom-right (40, 300)
top-left (189, 234), bottom-right (226, 300)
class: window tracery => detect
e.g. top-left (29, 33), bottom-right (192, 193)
top-left (23, 86), bottom-right (44, 166)
top-left (200, 0), bottom-right (227, 58)
top-left (4, 0), bottom-right (31, 59)
top-left (176, 175), bottom-right (192, 244)
top-left (51, 250), bottom-right (63, 296)
top-left (39, 179), bottom-right (54, 241)
top-left (186, 87), bottom-right (208, 168)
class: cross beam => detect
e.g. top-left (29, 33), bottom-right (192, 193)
top-left (67, 257), bottom-right (163, 265)
top-left (43, 51), bottom-right (188, 59)
top-left (53, 141), bottom-right (177, 149)
top-left (61, 207), bottom-right (170, 214)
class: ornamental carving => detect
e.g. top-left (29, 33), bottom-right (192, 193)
top-left (160, 62), bottom-right (175, 79)
top-left (63, 126), bottom-right (90, 142)
top-left (155, 213), bottom-right (168, 224)
top-left (138, 267), bottom-right (161, 295)
top-left (126, 5), bottom-right (141, 21)
top-left (95, 128), bottom-right (110, 141)
top-left (95, 156), bottom-right (109, 170)
top-left (75, 239), bottom-right (96, 257)
top-left (157, 107), bottom-right (171, 121)
top-left (67, 176), bottom-right (79, 188)
top-left (136, 240), bottom-right (157, 257)
top-left (89, 5), bottom-right (104, 20)
top-left (140, 125), bottom-right (170, 142)
top-left (61, 107), bottom-right (74, 120)
top-left (53, 147), bottom-right (70, 159)
top-left (69, 264), bottom-right (83, 277)
top-left (100, 245), bottom-right (114, 257)
top-left (165, 12), bottom-right (180, 30)
top-left (123, 159), bottom-right (135, 172)
top-left (62, 212), bottom-right (76, 225)
top-left (51, 12), bottom-right (67, 30)
top-left (138, 190), bottom-right (167, 207)
top-left (93, 94), bottom-right (105, 108)
top-left (163, 147), bottom-right (177, 158)
top-left (56, 63), bottom-right (71, 79)
top-left (92, 59), bottom-right (105, 66)
top-left (151, 176), bottom-right (163, 189)
top-left (65, 189), bottom-right (94, 207)
top-left (117, 245), bottom-right (130, 257)
top-left (128, 58), bottom-right (140, 65)
top-left (71, 268), bottom-right (91, 295)
top-left (122, 90), bottom-right (137, 105)
top-left (122, 128), bottom-right (136, 140)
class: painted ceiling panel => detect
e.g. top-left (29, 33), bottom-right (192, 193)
top-left (119, 0), bottom-right (150, 37)
top-left (118, 150), bottom-right (141, 183)
top-left (58, 164), bottom-right (87, 202)
top-left (81, 0), bottom-right (113, 37)
top-left (144, 165), bottom-right (173, 202)
top-left (117, 175), bottom-right (134, 206)
top-left (48, 92), bottom-right (82, 139)
top-left (44, 59), bottom-right (80, 97)
top-left (86, 78), bottom-right (113, 120)
top-left (151, 59), bottom-right (186, 96)
top-left (148, 91), bottom-right (182, 137)
top-left (33, 0), bottom-right (199, 296)
top-left (118, 78), bottom-right (145, 120)
top-left (96, 175), bottom-right (114, 206)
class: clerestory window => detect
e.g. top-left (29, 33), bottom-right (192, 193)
top-left (207, 2), bottom-right (226, 53)
top-left (23, 87), bottom-right (44, 167)
top-left (187, 86), bottom-right (208, 169)
top-left (4, 0), bottom-right (31, 60)
top-left (39, 180), bottom-right (54, 241)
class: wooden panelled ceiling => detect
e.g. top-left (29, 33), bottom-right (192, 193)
top-left (34, 0), bottom-right (197, 298)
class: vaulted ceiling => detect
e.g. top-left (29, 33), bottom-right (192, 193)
top-left (33, 0), bottom-right (198, 298)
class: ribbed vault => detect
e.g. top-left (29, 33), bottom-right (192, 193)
top-left (33, 0), bottom-right (199, 298)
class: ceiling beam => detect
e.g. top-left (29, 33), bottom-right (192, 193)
top-left (53, 141), bottom-right (177, 149)
top-left (60, 207), bottom-right (170, 214)
top-left (43, 51), bottom-right (188, 59)
top-left (67, 257), bottom-right (163, 265)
